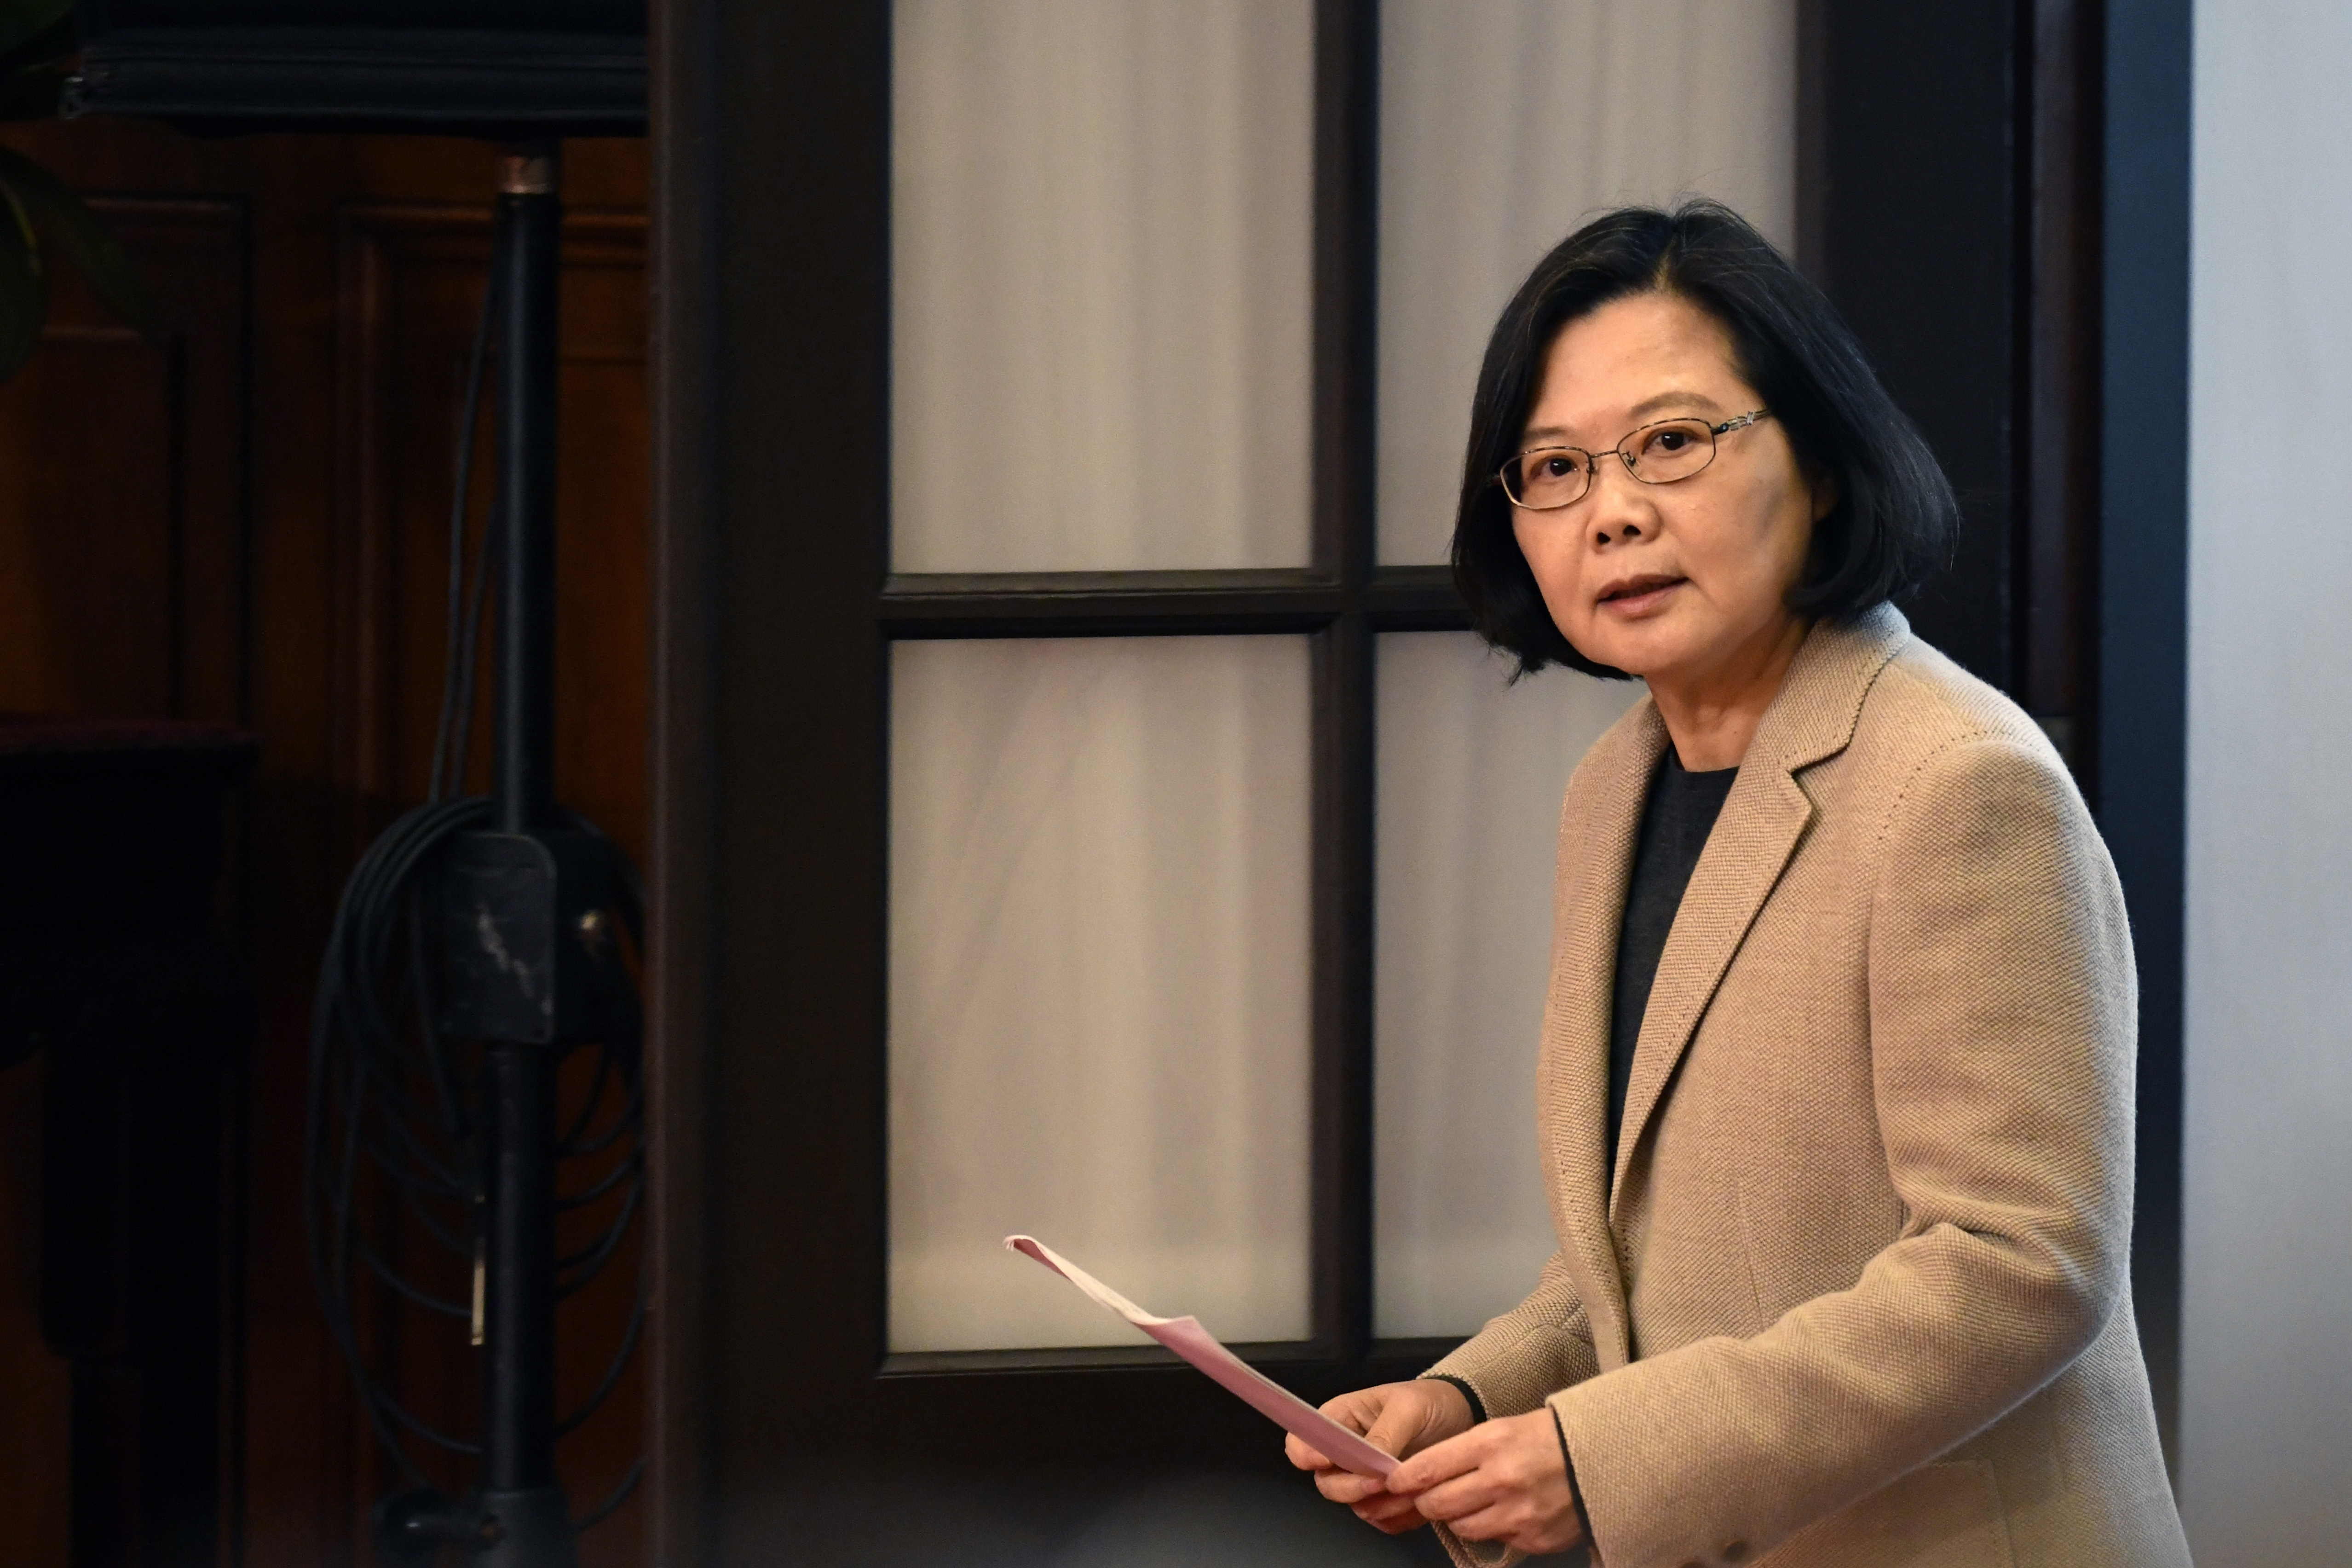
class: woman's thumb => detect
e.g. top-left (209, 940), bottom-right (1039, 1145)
top-left (1361, 1391), bottom-right (1428, 1458)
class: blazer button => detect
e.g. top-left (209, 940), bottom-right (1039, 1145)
top-left (1722, 1543), bottom-right (1750, 1562)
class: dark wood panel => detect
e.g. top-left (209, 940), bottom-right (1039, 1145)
top-left (0, 327), bottom-right (176, 713)
top-left (0, 191), bottom-right (247, 1568)
top-left (0, 117), bottom-right (651, 1568)
top-left (0, 1056), bottom-right (70, 1568)
top-left (338, 200), bottom-right (649, 846)
top-left (643, 1), bottom-right (717, 1556)
top-left (1804, 0), bottom-right (2021, 692)
top-left (2020, 0), bottom-right (2101, 750)
top-left (0, 199), bottom-right (245, 725)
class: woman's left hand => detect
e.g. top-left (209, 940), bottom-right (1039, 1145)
top-left (1385, 1408), bottom-right (1587, 1556)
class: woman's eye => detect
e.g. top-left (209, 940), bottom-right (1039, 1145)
top-left (1543, 455), bottom-right (1574, 478)
top-left (1652, 430), bottom-right (1690, 452)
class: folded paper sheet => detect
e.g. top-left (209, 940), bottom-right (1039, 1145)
top-left (1003, 1234), bottom-right (1399, 1481)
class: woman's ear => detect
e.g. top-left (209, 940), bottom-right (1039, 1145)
top-left (1807, 463), bottom-right (1841, 524)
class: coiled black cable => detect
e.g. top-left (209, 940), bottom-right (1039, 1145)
top-left (303, 221), bottom-right (647, 1531)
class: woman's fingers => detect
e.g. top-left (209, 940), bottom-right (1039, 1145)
top-left (1400, 1412), bottom-right (1585, 1555)
top-left (1350, 1491), bottom-right (1426, 1533)
top-left (1361, 1394), bottom-right (1433, 1459)
top-left (1436, 1500), bottom-right (1515, 1544)
top-left (1441, 1495), bottom-right (1583, 1556)
top-left (1312, 1467), bottom-right (1390, 1506)
top-left (1386, 1423), bottom-right (1487, 1496)
top-left (1409, 1464), bottom-right (1506, 1525)
top-left (1296, 1381), bottom-right (1477, 1541)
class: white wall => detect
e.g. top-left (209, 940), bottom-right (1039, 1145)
top-left (2181, 4), bottom-right (2352, 1560)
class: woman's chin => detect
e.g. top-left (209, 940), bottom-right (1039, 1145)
top-left (1572, 627), bottom-right (1686, 681)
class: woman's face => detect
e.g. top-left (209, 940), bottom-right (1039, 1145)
top-left (1510, 291), bottom-right (1829, 686)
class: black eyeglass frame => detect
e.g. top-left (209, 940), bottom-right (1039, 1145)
top-left (1498, 408), bottom-right (1773, 510)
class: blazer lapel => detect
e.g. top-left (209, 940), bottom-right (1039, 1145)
top-left (1607, 764), bottom-right (1813, 1212)
top-left (1607, 607), bottom-right (1914, 1221)
top-left (1541, 700), bottom-right (1666, 1369)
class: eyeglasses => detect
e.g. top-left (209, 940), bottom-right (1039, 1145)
top-left (1498, 409), bottom-right (1772, 510)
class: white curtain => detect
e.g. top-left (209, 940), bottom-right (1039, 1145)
top-left (1374, 634), bottom-right (1643, 1336)
top-left (892, 0), bottom-right (1315, 574)
top-left (888, 637), bottom-right (1314, 1351)
top-left (1378, 0), bottom-right (1800, 564)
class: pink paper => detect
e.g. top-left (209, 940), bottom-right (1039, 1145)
top-left (1004, 1234), bottom-right (1399, 1482)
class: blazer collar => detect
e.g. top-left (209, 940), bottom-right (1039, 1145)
top-left (1741, 603), bottom-right (1913, 776)
top-left (1543, 698), bottom-right (1665, 1367)
top-left (1605, 605), bottom-right (1911, 1222)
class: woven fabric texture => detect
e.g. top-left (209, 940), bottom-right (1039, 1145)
top-left (1424, 607), bottom-right (2190, 1568)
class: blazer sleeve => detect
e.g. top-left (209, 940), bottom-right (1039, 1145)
top-left (1548, 734), bottom-right (2137, 1568)
top-left (1423, 1246), bottom-right (1602, 1420)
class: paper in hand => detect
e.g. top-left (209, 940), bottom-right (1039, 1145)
top-left (1003, 1234), bottom-right (1400, 1481)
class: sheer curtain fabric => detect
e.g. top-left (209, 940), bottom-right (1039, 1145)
top-left (888, 637), bottom-right (1314, 1351)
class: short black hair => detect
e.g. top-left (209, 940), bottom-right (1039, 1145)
top-left (1450, 200), bottom-right (1958, 679)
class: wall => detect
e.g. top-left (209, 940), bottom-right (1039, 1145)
top-left (0, 121), bottom-right (650, 1567)
top-left (2180, 3), bottom-right (2352, 1561)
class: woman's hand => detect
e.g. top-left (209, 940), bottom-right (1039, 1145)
top-left (1386, 1407), bottom-right (1586, 1556)
top-left (1286, 1379), bottom-right (1476, 1533)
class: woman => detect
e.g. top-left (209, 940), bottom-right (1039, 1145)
top-left (1288, 203), bottom-right (2190, 1568)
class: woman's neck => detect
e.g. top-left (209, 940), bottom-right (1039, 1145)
top-left (1645, 616), bottom-right (1810, 772)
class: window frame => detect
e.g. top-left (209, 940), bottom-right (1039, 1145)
top-left (876, 0), bottom-right (1471, 1389)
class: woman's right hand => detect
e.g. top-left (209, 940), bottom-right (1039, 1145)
top-left (1286, 1379), bottom-right (1477, 1534)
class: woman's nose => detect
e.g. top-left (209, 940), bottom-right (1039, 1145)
top-left (1587, 457), bottom-right (1652, 546)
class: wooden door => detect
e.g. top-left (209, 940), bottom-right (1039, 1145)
top-left (648, 2), bottom-right (2124, 1561)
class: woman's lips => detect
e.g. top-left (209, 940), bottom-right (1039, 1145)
top-left (1595, 574), bottom-right (1685, 616)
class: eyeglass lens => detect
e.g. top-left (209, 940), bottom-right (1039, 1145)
top-left (1504, 418), bottom-right (1718, 508)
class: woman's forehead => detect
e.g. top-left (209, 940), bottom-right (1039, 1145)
top-left (1527, 295), bottom-right (1747, 436)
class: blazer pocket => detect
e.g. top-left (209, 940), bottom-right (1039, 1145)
top-left (1771, 1460), bottom-right (2015, 1568)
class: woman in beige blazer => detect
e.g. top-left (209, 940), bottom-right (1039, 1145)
top-left (1289, 203), bottom-right (2190, 1568)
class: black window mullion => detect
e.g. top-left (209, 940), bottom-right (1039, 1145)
top-left (1367, 564), bottom-right (1472, 631)
top-left (1308, 0), bottom-right (1381, 1364)
top-left (878, 569), bottom-right (1345, 636)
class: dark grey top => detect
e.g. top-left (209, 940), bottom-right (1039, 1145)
top-left (1608, 749), bottom-right (1738, 1179)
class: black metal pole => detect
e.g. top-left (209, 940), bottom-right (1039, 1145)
top-left (483, 1042), bottom-right (557, 1494)
top-left (478, 141), bottom-right (575, 1568)
top-left (496, 144), bottom-right (559, 839)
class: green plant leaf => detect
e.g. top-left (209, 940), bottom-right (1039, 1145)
top-left (0, 145), bottom-right (160, 340)
top-left (0, 180), bottom-right (46, 381)
top-left (0, 0), bottom-right (71, 69)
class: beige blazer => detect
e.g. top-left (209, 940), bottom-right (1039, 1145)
top-left (1427, 606), bottom-right (2190, 1568)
